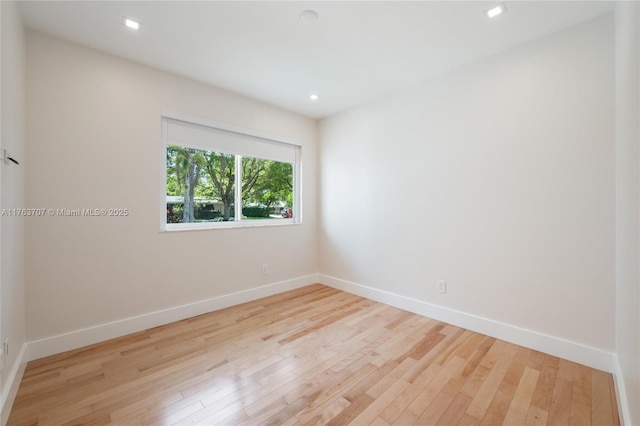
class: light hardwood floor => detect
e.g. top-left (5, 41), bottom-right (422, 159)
top-left (8, 284), bottom-right (619, 425)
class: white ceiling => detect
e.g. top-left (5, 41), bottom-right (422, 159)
top-left (18, 1), bottom-right (615, 119)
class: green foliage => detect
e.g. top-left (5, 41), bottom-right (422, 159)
top-left (243, 160), bottom-right (293, 208)
top-left (167, 204), bottom-right (181, 223)
top-left (166, 203), bottom-right (223, 222)
top-left (195, 204), bottom-right (221, 220)
top-left (166, 144), bottom-right (293, 223)
top-left (166, 146), bottom-right (211, 198)
top-left (166, 146), bottom-right (182, 196)
top-left (204, 151), bottom-right (236, 220)
top-left (241, 206), bottom-right (271, 218)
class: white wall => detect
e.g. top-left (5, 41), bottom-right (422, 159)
top-left (614, 2), bottom-right (640, 424)
top-left (0, 0), bottom-right (26, 422)
top-left (25, 31), bottom-right (317, 348)
top-left (320, 15), bottom-right (615, 358)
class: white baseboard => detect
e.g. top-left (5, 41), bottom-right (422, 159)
top-left (27, 274), bottom-right (319, 361)
top-left (319, 274), bottom-right (614, 373)
top-left (1, 343), bottom-right (27, 426)
top-left (612, 354), bottom-right (632, 425)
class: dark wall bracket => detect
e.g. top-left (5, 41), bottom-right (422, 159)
top-left (2, 149), bottom-right (20, 165)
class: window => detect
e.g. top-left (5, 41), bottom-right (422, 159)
top-left (162, 116), bottom-right (301, 230)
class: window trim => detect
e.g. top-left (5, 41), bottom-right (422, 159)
top-left (160, 112), bottom-right (302, 232)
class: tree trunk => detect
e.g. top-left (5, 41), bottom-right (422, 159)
top-left (223, 201), bottom-right (233, 221)
top-left (183, 149), bottom-right (197, 223)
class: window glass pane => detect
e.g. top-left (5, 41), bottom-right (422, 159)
top-left (163, 116), bottom-right (300, 230)
top-left (241, 157), bottom-right (293, 220)
top-left (166, 145), bottom-right (236, 223)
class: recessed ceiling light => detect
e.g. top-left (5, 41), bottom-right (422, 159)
top-left (300, 10), bottom-right (319, 24)
top-left (485, 3), bottom-right (507, 19)
top-left (123, 17), bottom-right (141, 31)
top-left (309, 94), bottom-right (319, 101)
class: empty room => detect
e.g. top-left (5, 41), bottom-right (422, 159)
top-left (1, 1), bottom-right (639, 425)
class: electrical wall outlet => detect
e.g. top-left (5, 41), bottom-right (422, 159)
top-left (261, 264), bottom-right (269, 275)
top-left (437, 280), bottom-right (447, 294)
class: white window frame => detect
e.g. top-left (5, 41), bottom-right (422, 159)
top-left (161, 112), bottom-right (302, 231)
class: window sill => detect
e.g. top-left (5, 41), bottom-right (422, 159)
top-left (162, 219), bottom-right (300, 232)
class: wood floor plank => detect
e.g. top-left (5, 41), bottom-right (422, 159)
top-left (530, 355), bottom-right (559, 412)
top-left (609, 374), bottom-right (621, 426)
top-left (570, 365), bottom-right (593, 426)
top-left (570, 401), bottom-right (592, 426)
top-left (292, 361), bottom-right (378, 422)
top-left (479, 389), bottom-right (514, 426)
top-left (503, 366), bottom-right (540, 425)
top-left (139, 393), bottom-right (205, 425)
top-left (465, 343), bottom-right (518, 420)
top-left (414, 391), bottom-right (454, 425)
top-left (394, 355), bottom-right (465, 423)
top-left (298, 396), bottom-right (350, 426)
top-left (366, 358), bottom-right (416, 399)
top-left (378, 363), bottom-right (441, 423)
top-left (573, 364), bottom-right (593, 406)
top-left (478, 346), bottom-right (529, 426)
top-left (349, 377), bottom-right (410, 425)
top-left (326, 393), bottom-right (375, 426)
top-left (371, 416), bottom-right (392, 426)
top-left (434, 329), bottom-right (474, 367)
top-left (548, 378), bottom-right (574, 426)
top-left (6, 285), bottom-right (619, 426)
top-left (462, 336), bottom-right (496, 398)
top-left (524, 405), bottom-right (549, 425)
top-left (592, 369), bottom-right (614, 426)
top-left (145, 400), bottom-right (203, 425)
top-left (436, 391), bottom-right (473, 425)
